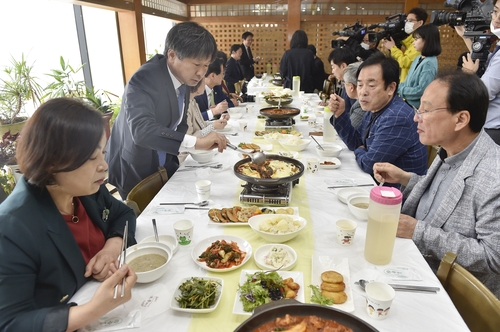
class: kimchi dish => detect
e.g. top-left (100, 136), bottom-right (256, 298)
top-left (253, 314), bottom-right (353, 332)
top-left (198, 240), bottom-right (246, 269)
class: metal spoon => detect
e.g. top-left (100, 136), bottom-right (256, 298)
top-left (160, 200), bottom-right (209, 206)
top-left (356, 279), bottom-right (440, 293)
top-left (227, 143), bottom-right (266, 165)
top-left (310, 135), bottom-right (325, 151)
top-left (152, 219), bottom-right (159, 242)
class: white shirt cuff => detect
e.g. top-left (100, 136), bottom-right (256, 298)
top-left (180, 135), bottom-right (197, 151)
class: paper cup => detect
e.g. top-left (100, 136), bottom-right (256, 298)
top-left (173, 219), bottom-right (194, 245)
top-left (195, 180), bottom-right (211, 201)
top-left (365, 282), bottom-right (396, 320)
top-left (336, 219), bottom-right (357, 246)
top-left (306, 158), bottom-right (319, 174)
top-left (238, 120), bottom-right (248, 131)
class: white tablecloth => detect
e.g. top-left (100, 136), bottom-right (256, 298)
top-left (73, 96), bottom-right (469, 332)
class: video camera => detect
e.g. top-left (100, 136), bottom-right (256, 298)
top-left (431, 0), bottom-right (497, 76)
top-left (367, 13), bottom-right (408, 47)
top-left (331, 22), bottom-right (367, 49)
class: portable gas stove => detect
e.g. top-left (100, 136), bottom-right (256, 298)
top-left (264, 117), bottom-right (294, 129)
top-left (239, 180), bottom-right (299, 206)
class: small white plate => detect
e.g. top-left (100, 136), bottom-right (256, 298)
top-left (216, 126), bottom-right (233, 133)
top-left (311, 255), bottom-right (354, 313)
top-left (254, 243), bottom-right (297, 271)
top-left (170, 277), bottom-right (223, 313)
top-left (259, 143), bottom-right (273, 151)
top-left (337, 187), bottom-right (370, 204)
top-left (233, 270), bottom-right (304, 315)
top-left (277, 151), bottom-right (299, 159)
top-left (238, 102), bottom-right (247, 107)
top-left (191, 235), bottom-right (252, 272)
top-left (319, 157), bottom-right (341, 169)
top-left (140, 234), bottom-right (179, 254)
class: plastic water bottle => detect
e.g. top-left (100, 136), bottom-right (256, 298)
top-left (364, 187), bottom-right (403, 265)
top-left (292, 76), bottom-right (300, 96)
top-left (323, 107), bottom-right (336, 142)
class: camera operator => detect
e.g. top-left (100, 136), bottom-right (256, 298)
top-left (457, 0), bottom-right (500, 144)
top-left (384, 8), bottom-right (428, 82)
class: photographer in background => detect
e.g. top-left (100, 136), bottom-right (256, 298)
top-left (456, 0), bottom-right (500, 144)
top-left (384, 8), bottom-right (428, 82)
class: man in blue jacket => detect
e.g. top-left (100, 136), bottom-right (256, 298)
top-left (328, 53), bottom-right (428, 182)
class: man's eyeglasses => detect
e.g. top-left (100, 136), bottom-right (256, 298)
top-left (413, 105), bottom-right (449, 120)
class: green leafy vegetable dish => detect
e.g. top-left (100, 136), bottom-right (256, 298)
top-left (238, 271), bottom-right (285, 312)
top-left (309, 285), bottom-right (334, 306)
top-left (175, 277), bottom-right (221, 309)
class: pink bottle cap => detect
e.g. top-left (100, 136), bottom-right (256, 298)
top-left (370, 186), bottom-right (402, 205)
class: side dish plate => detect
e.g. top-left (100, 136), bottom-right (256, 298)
top-left (191, 235), bottom-right (252, 272)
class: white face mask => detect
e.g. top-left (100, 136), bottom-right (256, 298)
top-left (490, 22), bottom-right (500, 38)
top-left (360, 42), bottom-right (370, 50)
top-left (405, 21), bottom-right (415, 34)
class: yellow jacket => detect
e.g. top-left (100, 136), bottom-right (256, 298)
top-left (389, 34), bottom-right (421, 82)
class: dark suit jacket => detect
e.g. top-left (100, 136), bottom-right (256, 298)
top-left (106, 54), bottom-right (190, 197)
top-left (224, 57), bottom-right (244, 93)
top-left (194, 85), bottom-right (234, 121)
top-left (280, 48), bottom-right (315, 93)
top-left (239, 44), bottom-right (257, 81)
top-left (312, 57), bottom-right (328, 92)
top-left (0, 178), bottom-right (136, 331)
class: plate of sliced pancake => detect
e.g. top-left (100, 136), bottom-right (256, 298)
top-left (311, 255), bottom-right (354, 313)
top-left (207, 206), bottom-right (298, 226)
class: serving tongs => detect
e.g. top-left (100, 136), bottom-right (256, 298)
top-left (113, 220), bottom-right (128, 299)
top-left (227, 143), bottom-right (266, 165)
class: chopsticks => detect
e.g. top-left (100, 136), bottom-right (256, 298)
top-left (328, 184), bottom-right (374, 189)
top-left (113, 220), bottom-right (128, 299)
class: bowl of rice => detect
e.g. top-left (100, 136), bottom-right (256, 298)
top-left (278, 136), bottom-right (311, 152)
top-left (248, 214), bottom-right (307, 243)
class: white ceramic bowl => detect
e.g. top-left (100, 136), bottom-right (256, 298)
top-left (227, 107), bottom-right (244, 119)
top-left (248, 214), bottom-right (307, 243)
top-left (125, 242), bottom-right (172, 283)
top-left (189, 150), bottom-right (217, 163)
top-left (337, 187), bottom-right (370, 204)
top-left (278, 138), bottom-right (311, 152)
top-left (140, 234), bottom-right (179, 254)
top-left (263, 133), bottom-right (292, 145)
top-left (315, 144), bottom-right (343, 158)
top-left (347, 194), bottom-right (370, 221)
top-left (254, 243), bottom-right (297, 271)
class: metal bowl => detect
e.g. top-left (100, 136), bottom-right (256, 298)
top-left (259, 107), bottom-right (300, 120)
top-left (271, 79), bottom-right (283, 86)
top-left (233, 154), bottom-right (304, 186)
top-left (234, 300), bottom-right (378, 332)
top-left (264, 97), bottom-right (292, 105)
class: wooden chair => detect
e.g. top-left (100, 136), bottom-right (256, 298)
top-left (234, 79), bottom-right (245, 95)
top-left (124, 166), bottom-right (168, 216)
top-left (437, 252), bottom-right (500, 332)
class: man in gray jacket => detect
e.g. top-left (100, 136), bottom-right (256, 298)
top-left (373, 70), bottom-right (500, 298)
top-left (107, 22), bottom-right (228, 199)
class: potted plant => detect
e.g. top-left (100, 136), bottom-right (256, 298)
top-left (0, 54), bottom-right (43, 136)
top-left (44, 56), bottom-right (119, 139)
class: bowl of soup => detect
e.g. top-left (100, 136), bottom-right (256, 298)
top-left (347, 194), bottom-right (370, 221)
top-left (126, 242), bottom-right (172, 283)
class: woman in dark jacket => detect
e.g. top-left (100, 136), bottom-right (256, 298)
top-left (0, 98), bottom-right (137, 331)
top-left (280, 30), bottom-right (315, 93)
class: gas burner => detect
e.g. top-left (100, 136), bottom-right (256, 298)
top-left (239, 181), bottom-right (297, 206)
top-left (265, 117), bottom-right (294, 129)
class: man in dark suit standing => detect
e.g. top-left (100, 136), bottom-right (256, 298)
top-left (195, 58), bottom-right (234, 121)
top-left (106, 22), bottom-right (229, 199)
top-left (224, 44), bottom-right (245, 93)
top-left (239, 31), bottom-right (261, 81)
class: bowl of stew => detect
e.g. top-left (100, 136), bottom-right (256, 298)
top-left (125, 242), bottom-right (172, 283)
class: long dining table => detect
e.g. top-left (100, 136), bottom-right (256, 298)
top-left (72, 90), bottom-right (470, 332)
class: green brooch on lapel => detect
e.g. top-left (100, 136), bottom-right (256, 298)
top-left (102, 208), bottom-right (110, 222)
